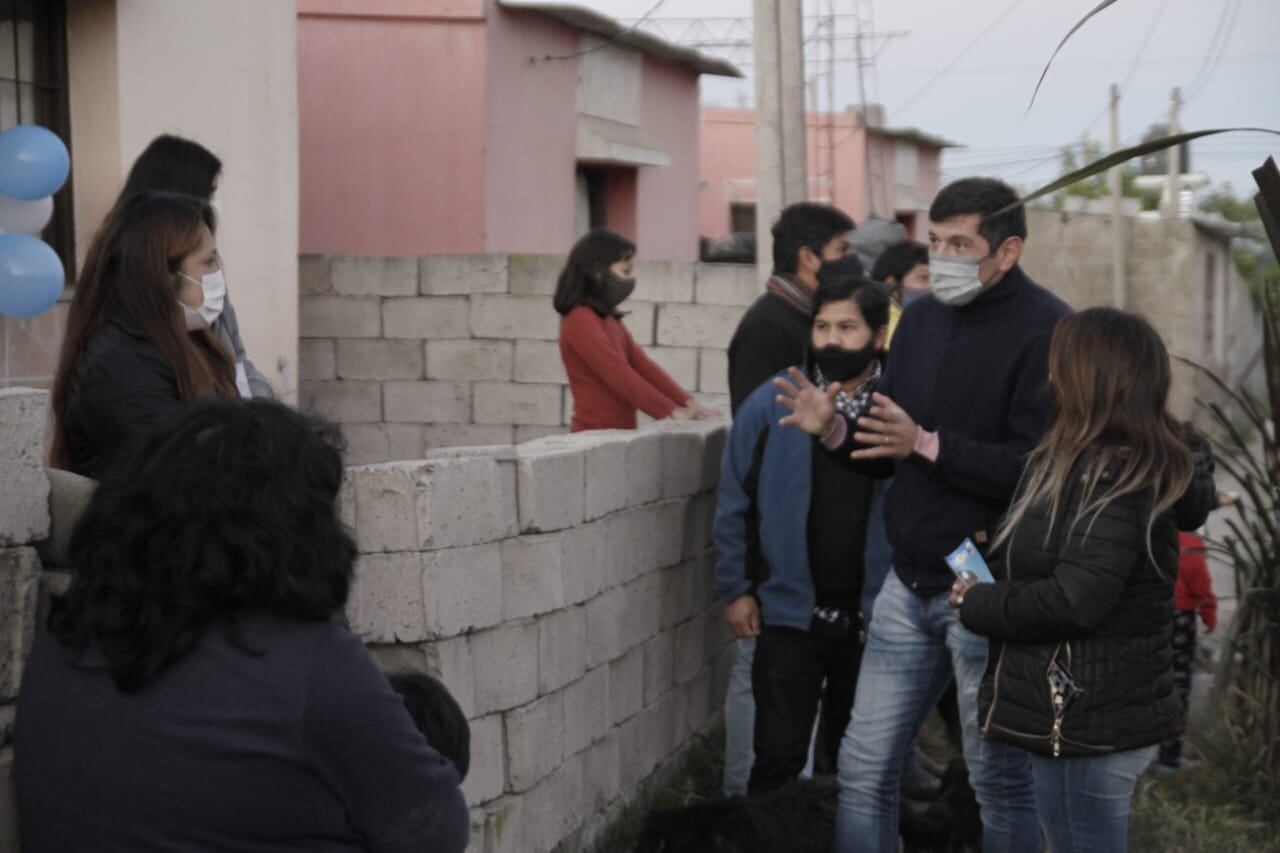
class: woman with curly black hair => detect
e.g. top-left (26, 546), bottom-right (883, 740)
top-left (14, 399), bottom-right (469, 853)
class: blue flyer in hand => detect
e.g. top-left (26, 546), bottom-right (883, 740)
top-left (945, 538), bottom-right (995, 583)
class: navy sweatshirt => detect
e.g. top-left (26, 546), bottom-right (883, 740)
top-left (836, 264), bottom-right (1071, 597)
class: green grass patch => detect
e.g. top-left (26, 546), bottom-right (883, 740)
top-left (588, 728), bottom-right (726, 853)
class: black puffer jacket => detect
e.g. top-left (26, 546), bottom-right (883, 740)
top-left (63, 321), bottom-right (186, 481)
top-left (959, 452), bottom-right (1212, 758)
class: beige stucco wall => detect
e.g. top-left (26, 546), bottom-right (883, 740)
top-left (65, 0), bottom-right (300, 399)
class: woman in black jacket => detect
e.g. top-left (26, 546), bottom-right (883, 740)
top-left (51, 192), bottom-right (238, 479)
top-left (949, 307), bottom-right (1208, 853)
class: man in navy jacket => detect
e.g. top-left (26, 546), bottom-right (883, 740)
top-left (776, 178), bottom-right (1070, 853)
top-left (715, 273), bottom-right (890, 795)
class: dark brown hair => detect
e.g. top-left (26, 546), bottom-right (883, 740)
top-left (552, 228), bottom-right (636, 318)
top-left (51, 192), bottom-right (236, 468)
top-left (995, 308), bottom-right (1192, 561)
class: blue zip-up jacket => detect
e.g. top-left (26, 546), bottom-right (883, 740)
top-left (713, 370), bottom-right (887, 632)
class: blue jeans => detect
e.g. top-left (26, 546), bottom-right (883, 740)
top-left (835, 573), bottom-right (1039, 853)
top-left (1030, 746), bottom-right (1156, 853)
top-left (723, 636), bottom-right (756, 796)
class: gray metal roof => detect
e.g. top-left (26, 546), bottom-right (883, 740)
top-left (496, 0), bottom-right (744, 78)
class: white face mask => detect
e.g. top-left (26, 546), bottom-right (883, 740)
top-left (178, 268), bottom-right (227, 330)
top-left (928, 253), bottom-right (989, 307)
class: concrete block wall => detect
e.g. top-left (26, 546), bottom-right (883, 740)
top-left (0, 385), bottom-right (730, 853)
top-left (0, 388), bottom-right (52, 853)
top-left (298, 254), bottom-right (754, 463)
top-left (346, 420), bottom-right (733, 853)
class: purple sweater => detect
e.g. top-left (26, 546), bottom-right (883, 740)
top-left (15, 614), bottom-right (469, 853)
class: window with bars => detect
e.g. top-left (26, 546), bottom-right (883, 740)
top-left (0, 0), bottom-right (73, 280)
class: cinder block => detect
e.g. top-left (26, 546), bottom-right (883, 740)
top-left (299, 380), bottom-right (381, 423)
top-left (563, 664), bottom-right (610, 756)
top-left (703, 603), bottom-right (734, 664)
top-left (501, 534), bottom-right (565, 621)
top-left (0, 389), bottom-right (49, 546)
top-left (474, 382), bottom-right (563, 426)
top-left (633, 259), bottom-right (696, 303)
top-left (331, 255), bottom-right (417, 297)
top-left (620, 571), bottom-right (663, 651)
top-left (383, 380), bottom-right (471, 424)
top-left (653, 426), bottom-right (705, 499)
top-left (422, 423), bottom-right (515, 451)
top-left (584, 586), bottom-right (628, 668)
top-left (538, 606), bottom-right (587, 695)
top-left (695, 263), bottom-right (760, 306)
top-left (625, 430), bottom-right (665, 508)
top-left (340, 424), bottom-right (393, 466)
top-left (381, 296), bottom-right (470, 339)
top-left (426, 544), bottom-right (503, 637)
top-left (336, 339), bottom-right (424, 380)
top-left (481, 795), bottom-right (526, 853)
top-left (504, 692), bottom-right (565, 792)
top-left (0, 547), bottom-right (40, 701)
top-left (701, 423), bottom-right (729, 491)
top-left (621, 300), bottom-right (657, 346)
top-left (674, 614), bottom-right (705, 684)
top-left (541, 749), bottom-right (587, 843)
top-left (603, 507), bottom-right (659, 589)
top-left (560, 520), bottom-right (608, 605)
top-left (298, 254), bottom-right (331, 295)
top-left (645, 346), bottom-right (698, 391)
top-left (508, 254), bottom-right (563, 296)
top-left (426, 634), bottom-right (476, 721)
top-left (614, 713), bottom-right (646, 792)
top-left (515, 425), bottom-right (567, 444)
top-left (582, 731), bottom-right (621, 814)
top-left (348, 457), bottom-right (514, 553)
top-left (581, 431), bottom-right (635, 520)
top-left (698, 348), bottom-right (729, 394)
top-left (462, 713), bottom-right (505, 805)
top-left (470, 295), bottom-right (560, 340)
top-left (299, 295), bottom-right (381, 338)
top-left (608, 644), bottom-right (645, 726)
top-left (426, 339), bottom-right (514, 381)
top-left (684, 667), bottom-right (716, 736)
top-left (471, 621), bottom-right (539, 715)
top-left (421, 253), bottom-right (508, 295)
top-left (512, 339), bottom-right (567, 384)
top-left (656, 303), bottom-right (744, 350)
top-left (681, 491), bottom-right (717, 560)
top-left (642, 629), bottom-right (677, 707)
top-left (651, 499), bottom-right (687, 570)
top-left (515, 440), bottom-right (586, 533)
top-left (298, 339), bottom-right (336, 381)
top-left (658, 562), bottom-right (698, 631)
top-left (345, 552), bottom-right (429, 643)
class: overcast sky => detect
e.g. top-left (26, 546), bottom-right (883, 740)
top-left (575, 0), bottom-right (1280, 197)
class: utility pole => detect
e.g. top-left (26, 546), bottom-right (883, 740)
top-left (753, 0), bottom-right (808, 275)
top-left (1164, 86), bottom-right (1182, 218)
top-left (1108, 83), bottom-right (1127, 308)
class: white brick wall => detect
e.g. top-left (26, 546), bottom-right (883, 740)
top-left (297, 252), bottom-right (750, 467)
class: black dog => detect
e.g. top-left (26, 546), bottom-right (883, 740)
top-left (900, 758), bottom-right (982, 853)
top-left (634, 757), bottom-right (980, 853)
top-left (387, 670), bottom-right (471, 781)
top-left (634, 777), bottom-right (837, 853)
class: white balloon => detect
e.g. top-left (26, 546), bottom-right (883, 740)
top-left (0, 193), bottom-right (53, 235)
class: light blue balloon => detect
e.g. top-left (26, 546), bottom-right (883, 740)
top-left (0, 233), bottom-right (64, 318)
top-left (0, 125), bottom-right (70, 201)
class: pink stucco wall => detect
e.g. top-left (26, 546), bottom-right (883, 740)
top-left (298, 3), bottom-right (489, 255)
top-left (482, 2), bottom-right (579, 255)
top-left (635, 56), bottom-right (700, 261)
top-left (698, 107), bottom-right (941, 241)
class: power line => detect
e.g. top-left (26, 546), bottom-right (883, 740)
top-left (532, 0), bottom-right (669, 63)
top-left (1185, 0), bottom-right (1245, 103)
top-left (892, 0), bottom-right (1027, 117)
top-left (1118, 0), bottom-right (1169, 94)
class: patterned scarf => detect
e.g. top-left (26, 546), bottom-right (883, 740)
top-left (812, 359), bottom-right (882, 422)
top-left (766, 273), bottom-right (813, 314)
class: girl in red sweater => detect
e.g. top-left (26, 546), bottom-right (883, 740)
top-left (554, 229), bottom-right (713, 431)
top-left (1157, 530), bottom-right (1218, 770)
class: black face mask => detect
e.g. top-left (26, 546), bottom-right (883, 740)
top-left (599, 272), bottom-right (636, 309)
top-left (810, 342), bottom-right (878, 383)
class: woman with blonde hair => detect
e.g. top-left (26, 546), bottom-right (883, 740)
top-left (949, 307), bottom-right (1213, 852)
